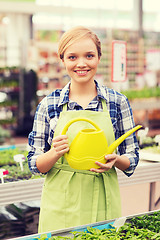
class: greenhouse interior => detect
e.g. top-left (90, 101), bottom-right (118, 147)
top-left (0, 0), bottom-right (160, 239)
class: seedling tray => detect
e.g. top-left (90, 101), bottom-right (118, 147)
top-left (9, 210), bottom-right (160, 240)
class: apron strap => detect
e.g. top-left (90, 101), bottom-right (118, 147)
top-left (101, 98), bottom-right (108, 112)
top-left (63, 103), bottom-right (68, 112)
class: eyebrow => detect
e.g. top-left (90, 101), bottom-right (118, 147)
top-left (66, 51), bottom-right (96, 55)
top-left (86, 51), bottom-right (96, 54)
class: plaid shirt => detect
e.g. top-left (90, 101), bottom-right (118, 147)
top-left (27, 80), bottom-right (139, 177)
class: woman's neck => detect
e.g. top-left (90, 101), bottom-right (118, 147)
top-left (69, 81), bottom-right (97, 109)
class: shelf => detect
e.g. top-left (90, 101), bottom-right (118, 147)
top-left (27, 28), bottom-right (160, 89)
top-left (0, 178), bottom-right (44, 206)
top-left (139, 151), bottom-right (160, 162)
top-left (0, 160), bottom-right (160, 206)
top-left (0, 69), bottom-right (19, 130)
top-left (130, 97), bottom-right (160, 110)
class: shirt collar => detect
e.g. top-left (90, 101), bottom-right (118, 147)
top-left (95, 80), bottom-right (108, 102)
top-left (58, 80), bottom-right (108, 107)
top-left (58, 81), bottom-right (70, 107)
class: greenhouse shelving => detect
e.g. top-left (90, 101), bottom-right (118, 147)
top-left (0, 67), bottom-right (20, 130)
top-left (129, 97), bottom-right (160, 129)
top-left (0, 159), bottom-right (160, 211)
top-left (9, 209), bottom-right (160, 240)
top-left (27, 28), bottom-right (146, 93)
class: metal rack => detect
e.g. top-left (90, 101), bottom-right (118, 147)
top-left (0, 159), bottom-right (160, 210)
top-left (9, 209), bottom-right (160, 240)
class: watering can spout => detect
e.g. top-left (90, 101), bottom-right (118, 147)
top-left (107, 125), bottom-right (142, 154)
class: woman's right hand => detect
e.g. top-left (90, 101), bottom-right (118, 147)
top-left (52, 135), bottom-right (69, 159)
top-left (36, 135), bottom-right (69, 173)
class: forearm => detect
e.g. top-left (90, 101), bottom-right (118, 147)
top-left (36, 148), bottom-right (59, 173)
top-left (113, 154), bottom-right (130, 171)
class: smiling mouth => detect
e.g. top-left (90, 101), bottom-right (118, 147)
top-left (74, 70), bottom-right (90, 76)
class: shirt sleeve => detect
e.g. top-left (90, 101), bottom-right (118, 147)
top-left (27, 98), bottom-right (52, 174)
top-left (116, 95), bottom-right (139, 177)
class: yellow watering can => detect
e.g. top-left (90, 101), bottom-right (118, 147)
top-left (61, 118), bottom-right (142, 170)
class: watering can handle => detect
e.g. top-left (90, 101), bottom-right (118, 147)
top-left (61, 118), bottom-right (101, 135)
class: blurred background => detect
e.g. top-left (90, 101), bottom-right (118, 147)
top-left (0, 0), bottom-right (160, 143)
top-left (0, 1), bottom-right (160, 239)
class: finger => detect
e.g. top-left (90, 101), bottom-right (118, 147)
top-left (53, 135), bottom-right (68, 142)
top-left (90, 168), bottom-right (106, 173)
top-left (90, 162), bottom-right (108, 172)
top-left (52, 144), bottom-right (69, 158)
top-left (94, 161), bottom-right (112, 170)
top-left (54, 143), bottom-right (69, 152)
top-left (105, 153), bottom-right (116, 161)
top-left (94, 161), bottom-right (106, 168)
top-left (57, 147), bottom-right (69, 155)
top-left (90, 161), bottom-right (114, 172)
top-left (52, 138), bottom-right (68, 148)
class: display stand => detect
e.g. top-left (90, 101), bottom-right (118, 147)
top-left (8, 210), bottom-right (160, 240)
top-left (0, 159), bottom-right (160, 211)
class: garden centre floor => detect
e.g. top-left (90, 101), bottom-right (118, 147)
top-left (6, 136), bottom-right (160, 217)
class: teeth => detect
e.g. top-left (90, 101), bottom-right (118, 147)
top-left (76, 71), bottom-right (87, 73)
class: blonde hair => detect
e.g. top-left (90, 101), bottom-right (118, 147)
top-left (58, 26), bottom-right (102, 60)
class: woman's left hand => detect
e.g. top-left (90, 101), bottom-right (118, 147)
top-left (90, 153), bottom-right (118, 173)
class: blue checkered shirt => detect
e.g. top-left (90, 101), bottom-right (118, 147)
top-left (27, 80), bottom-right (139, 177)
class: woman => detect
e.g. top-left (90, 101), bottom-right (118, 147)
top-left (27, 26), bottom-right (139, 233)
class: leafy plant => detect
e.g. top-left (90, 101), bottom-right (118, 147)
top-left (0, 147), bottom-right (44, 183)
top-left (1, 163), bottom-right (32, 182)
top-left (35, 211), bottom-right (160, 240)
top-left (142, 145), bottom-right (160, 153)
top-left (0, 126), bottom-right (11, 144)
top-left (129, 211), bottom-right (160, 233)
top-left (0, 148), bottom-right (27, 166)
top-left (122, 87), bottom-right (160, 100)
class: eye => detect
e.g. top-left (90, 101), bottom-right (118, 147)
top-left (87, 54), bottom-right (94, 59)
top-left (68, 56), bottom-right (76, 60)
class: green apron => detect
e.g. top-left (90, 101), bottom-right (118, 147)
top-left (38, 99), bottom-right (121, 233)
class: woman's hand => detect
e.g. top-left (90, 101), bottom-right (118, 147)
top-left (90, 153), bottom-right (118, 173)
top-left (90, 153), bottom-right (130, 173)
top-left (52, 135), bottom-right (69, 159)
top-left (36, 135), bottom-right (69, 173)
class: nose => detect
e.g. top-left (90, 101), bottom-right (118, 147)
top-left (76, 58), bottom-right (87, 67)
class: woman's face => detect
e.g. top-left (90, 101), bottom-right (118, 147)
top-left (62, 37), bottom-right (100, 84)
